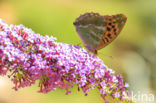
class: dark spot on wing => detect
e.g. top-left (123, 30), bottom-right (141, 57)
top-left (112, 25), bottom-right (115, 28)
top-left (107, 27), bottom-right (111, 31)
top-left (108, 23), bottom-right (112, 26)
top-left (105, 37), bottom-right (109, 42)
top-left (114, 28), bottom-right (116, 32)
top-left (107, 33), bottom-right (112, 39)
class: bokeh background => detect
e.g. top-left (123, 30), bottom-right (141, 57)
top-left (0, 0), bottom-right (156, 103)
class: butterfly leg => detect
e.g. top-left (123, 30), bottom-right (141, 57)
top-left (93, 50), bottom-right (98, 56)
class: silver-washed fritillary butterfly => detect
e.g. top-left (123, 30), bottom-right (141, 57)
top-left (73, 12), bottom-right (127, 54)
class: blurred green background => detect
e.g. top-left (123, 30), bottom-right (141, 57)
top-left (0, 0), bottom-right (156, 103)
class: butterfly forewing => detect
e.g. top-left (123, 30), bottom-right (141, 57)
top-left (74, 12), bottom-right (127, 54)
top-left (96, 14), bottom-right (127, 50)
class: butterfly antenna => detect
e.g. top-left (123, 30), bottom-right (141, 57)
top-left (99, 52), bottom-right (122, 69)
top-left (99, 52), bottom-right (114, 59)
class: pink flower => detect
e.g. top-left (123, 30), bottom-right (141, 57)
top-left (0, 19), bottom-right (133, 103)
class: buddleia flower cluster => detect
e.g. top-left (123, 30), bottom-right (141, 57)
top-left (0, 19), bottom-right (133, 103)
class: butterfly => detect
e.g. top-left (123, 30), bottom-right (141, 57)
top-left (73, 12), bottom-right (127, 55)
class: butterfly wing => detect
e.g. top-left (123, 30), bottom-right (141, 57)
top-left (74, 13), bottom-right (127, 54)
top-left (74, 13), bottom-right (107, 53)
top-left (96, 14), bottom-right (127, 50)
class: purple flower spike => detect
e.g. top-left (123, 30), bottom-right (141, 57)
top-left (0, 19), bottom-right (134, 103)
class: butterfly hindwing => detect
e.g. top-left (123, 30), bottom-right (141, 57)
top-left (75, 24), bottom-right (106, 53)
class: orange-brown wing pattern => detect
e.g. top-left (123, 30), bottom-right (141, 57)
top-left (96, 14), bottom-right (127, 50)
